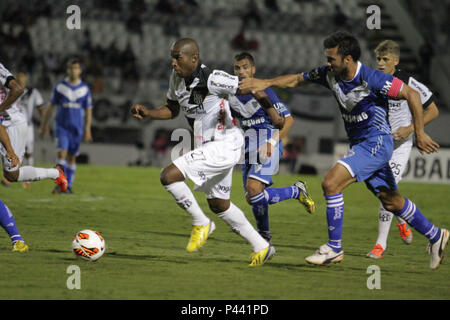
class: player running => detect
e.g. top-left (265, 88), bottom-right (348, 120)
top-left (239, 31), bottom-right (448, 270)
top-left (131, 38), bottom-right (275, 266)
top-left (0, 62), bottom-right (67, 191)
top-left (230, 52), bottom-right (315, 243)
top-left (366, 40), bottom-right (439, 259)
top-left (40, 58), bottom-right (93, 194)
top-left (15, 71), bottom-right (45, 189)
top-left (0, 124), bottom-right (28, 252)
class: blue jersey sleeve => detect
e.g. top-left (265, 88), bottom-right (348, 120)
top-left (265, 88), bottom-right (291, 117)
top-left (302, 65), bottom-right (330, 89)
top-left (365, 68), bottom-right (403, 99)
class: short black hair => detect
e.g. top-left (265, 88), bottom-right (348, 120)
top-left (234, 52), bottom-right (255, 65)
top-left (323, 31), bottom-right (361, 61)
top-left (66, 58), bottom-right (82, 67)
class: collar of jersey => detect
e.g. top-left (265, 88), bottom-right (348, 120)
top-left (184, 62), bottom-right (203, 88)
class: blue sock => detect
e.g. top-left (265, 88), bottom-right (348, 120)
top-left (65, 163), bottom-right (76, 188)
top-left (264, 186), bottom-right (300, 205)
top-left (249, 192), bottom-right (270, 235)
top-left (0, 200), bottom-right (24, 244)
top-left (325, 193), bottom-right (344, 253)
top-left (393, 198), bottom-right (441, 243)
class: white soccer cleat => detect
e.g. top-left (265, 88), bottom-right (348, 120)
top-left (429, 228), bottom-right (449, 270)
top-left (305, 244), bottom-right (344, 266)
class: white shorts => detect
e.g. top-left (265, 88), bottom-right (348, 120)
top-left (0, 122), bottom-right (28, 172)
top-left (389, 140), bottom-right (412, 184)
top-left (173, 133), bottom-right (244, 200)
top-left (25, 124), bottom-right (34, 154)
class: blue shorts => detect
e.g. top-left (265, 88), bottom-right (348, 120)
top-left (55, 126), bottom-right (83, 156)
top-left (242, 149), bottom-right (281, 190)
top-left (338, 134), bottom-right (397, 194)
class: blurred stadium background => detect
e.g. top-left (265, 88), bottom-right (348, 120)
top-left (0, 0), bottom-right (448, 182)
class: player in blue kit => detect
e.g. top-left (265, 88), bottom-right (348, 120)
top-left (240, 31), bottom-right (448, 270)
top-left (229, 52), bottom-right (315, 243)
top-left (40, 58), bottom-right (93, 194)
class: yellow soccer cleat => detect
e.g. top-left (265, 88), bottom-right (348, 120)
top-left (249, 245), bottom-right (276, 267)
top-left (294, 180), bottom-right (316, 214)
top-left (12, 240), bottom-right (29, 252)
top-left (186, 221), bottom-right (216, 253)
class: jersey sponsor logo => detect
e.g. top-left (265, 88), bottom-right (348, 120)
top-left (341, 111), bottom-right (368, 123)
top-left (217, 185), bottom-right (231, 193)
top-left (63, 102), bottom-right (81, 109)
top-left (209, 80), bottom-right (235, 91)
top-left (212, 70), bottom-right (236, 80)
top-left (242, 116), bottom-right (266, 127)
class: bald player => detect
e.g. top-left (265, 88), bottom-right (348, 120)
top-left (131, 38), bottom-right (279, 266)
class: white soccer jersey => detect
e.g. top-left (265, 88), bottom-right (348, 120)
top-left (0, 63), bottom-right (26, 127)
top-left (389, 69), bottom-right (434, 149)
top-left (166, 64), bottom-right (241, 147)
top-left (17, 87), bottom-right (44, 125)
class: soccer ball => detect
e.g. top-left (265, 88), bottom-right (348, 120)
top-left (72, 230), bottom-right (106, 261)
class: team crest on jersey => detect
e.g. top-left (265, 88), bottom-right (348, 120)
top-left (188, 86), bottom-right (208, 106)
top-left (343, 149), bottom-right (355, 159)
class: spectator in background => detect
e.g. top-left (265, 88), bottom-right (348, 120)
top-left (242, 0), bottom-right (262, 29)
top-left (333, 4), bottom-right (348, 30)
top-left (265, 0), bottom-right (279, 12)
top-left (419, 38), bottom-right (434, 82)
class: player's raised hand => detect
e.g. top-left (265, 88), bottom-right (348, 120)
top-left (130, 104), bottom-right (148, 119)
top-left (239, 78), bottom-right (269, 94)
top-left (416, 132), bottom-right (440, 154)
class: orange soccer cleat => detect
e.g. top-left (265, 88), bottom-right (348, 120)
top-left (53, 165), bottom-right (68, 193)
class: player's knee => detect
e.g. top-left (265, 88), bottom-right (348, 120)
top-left (4, 170), bottom-right (19, 182)
top-left (321, 178), bottom-right (337, 194)
top-left (208, 199), bottom-right (230, 214)
top-left (160, 164), bottom-right (184, 186)
top-left (378, 191), bottom-right (403, 212)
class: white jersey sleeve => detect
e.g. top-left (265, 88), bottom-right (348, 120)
top-left (166, 71), bottom-right (178, 101)
top-left (33, 88), bottom-right (44, 108)
top-left (207, 70), bottom-right (238, 96)
top-left (407, 76), bottom-right (433, 106)
top-left (0, 63), bottom-right (13, 88)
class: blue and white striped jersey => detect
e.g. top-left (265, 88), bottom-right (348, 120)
top-left (229, 88), bottom-right (290, 153)
top-left (50, 79), bottom-right (92, 134)
top-left (303, 61), bottom-right (404, 145)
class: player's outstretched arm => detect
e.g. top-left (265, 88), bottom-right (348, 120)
top-left (130, 101), bottom-right (180, 120)
top-left (239, 73), bottom-right (306, 93)
top-left (0, 79), bottom-right (24, 112)
top-left (397, 84), bottom-right (439, 154)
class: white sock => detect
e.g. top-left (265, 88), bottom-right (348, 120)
top-left (395, 215), bottom-right (406, 225)
top-left (164, 181), bottom-right (210, 226)
top-left (17, 166), bottom-right (59, 182)
top-left (376, 203), bottom-right (394, 249)
top-left (217, 202), bottom-right (268, 252)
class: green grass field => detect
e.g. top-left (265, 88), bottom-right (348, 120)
top-left (0, 164), bottom-right (449, 300)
